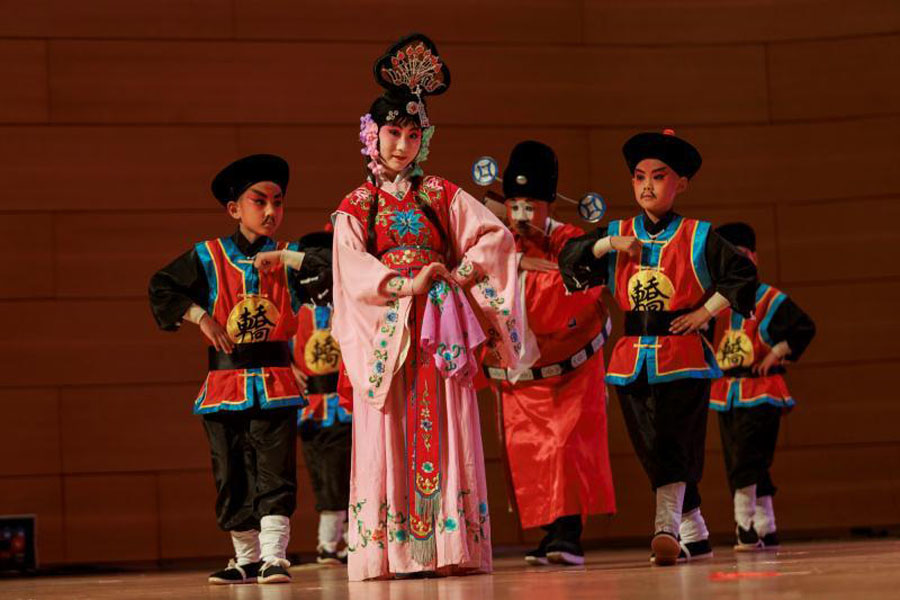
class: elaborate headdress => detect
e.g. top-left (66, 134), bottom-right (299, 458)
top-left (359, 33), bottom-right (451, 177)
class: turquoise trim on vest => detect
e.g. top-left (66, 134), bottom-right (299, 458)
top-left (692, 221), bottom-right (712, 290)
top-left (759, 289), bottom-right (787, 347)
top-left (195, 241), bottom-right (218, 314)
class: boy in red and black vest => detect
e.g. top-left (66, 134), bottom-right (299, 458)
top-left (149, 154), bottom-right (327, 584)
top-left (710, 222), bottom-right (815, 551)
top-left (290, 229), bottom-right (353, 565)
top-left (559, 130), bottom-right (758, 566)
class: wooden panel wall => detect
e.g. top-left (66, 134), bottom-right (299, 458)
top-left (0, 0), bottom-right (898, 565)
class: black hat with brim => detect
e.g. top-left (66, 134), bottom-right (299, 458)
top-left (502, 140), bottom-right (558, 203)
top-left (211, 154), bottom-right (290, 206)
top-left (716, 222), bottom-right (756, 252)
top-left (622, 130), bottom-right (702, 179)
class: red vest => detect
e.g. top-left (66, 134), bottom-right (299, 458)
top-left (710, 284), bottom-right (794, 410)
top-left (192, 236), bottom-right (303, 414)
top-left (293, 304), bottom-right (352, 425)
top-left (605, 215), bottom-right (720, 385)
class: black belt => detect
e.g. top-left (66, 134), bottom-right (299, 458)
top-left (208, 341), bottom-right (292, 371)
top-left (306, 372), bottom-right (339, 395)
top-left (485, 320), bottom-right (611, 382)
top-left (624, 310), bottom-right (692, 336)
top-left (723, 366), bottom-right (786, 378)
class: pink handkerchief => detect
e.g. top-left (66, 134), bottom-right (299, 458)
top-left (420, 280), bottom-right (487, 384)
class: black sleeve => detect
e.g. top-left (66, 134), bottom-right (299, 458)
top-left (705, 231), bottom-right (758, 318)
top-left (286, 245), bottom-right (333, 306)
top-left (559, 225), bottom-right (609, 292)
top-left (148, 249), bottom-right (209, 331)
top-left (765, 295), bottom-right (816, 361)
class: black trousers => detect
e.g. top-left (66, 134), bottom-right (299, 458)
top-left (718, 404), bottom-right (781, 497)
top-left (616, 374), bottom-right (711, 513)
top-left (202, 405), bottom-right (298, 532)
top-left (299, 420), bottom-right (352, 512)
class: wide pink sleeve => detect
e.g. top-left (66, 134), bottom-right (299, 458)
top-left (448, 186), bottom-right (524, 368)
top-left (330, 212), bottom-right (413, 410)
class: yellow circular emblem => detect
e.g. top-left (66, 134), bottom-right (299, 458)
top-left (716, 329), bottom-right (755, 368)
top-left (304, 330), bottom-right (341, 374)
top-left (226, 296), bottom-right (280, 344)
top-left (626, 269), bottom-right (675, 311)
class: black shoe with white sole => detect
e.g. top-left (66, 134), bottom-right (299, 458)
top-left (525, 532), bottom-right (553, 566)
top-left (208, 560), bottom-right (261, 585)
top-left (258, 559), bottom-right (292, 584)
top-left (317, 549), bottom-right (343, 565)
top-left (546, 540), bottom-right (585, 566)
top-left (734, 525), bottom-right (762, 552)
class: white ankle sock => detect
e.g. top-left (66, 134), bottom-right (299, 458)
top-left (259, 515), bottom-right (291, 564)
top-left (679, 508), bottom-right (709, 544)
top-left (734, 484), bottom-right (757, 530)
top-left (754, 495), bottom-right (777, 536)
top-left (230, 529), bottom-right (260, 565)
top-left (655, 482), bottom-right (686, 536)
top-left (318, 510), bottom-right (347, 552)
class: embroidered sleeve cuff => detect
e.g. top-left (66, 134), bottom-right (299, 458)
top-left (592, 237), bottom-right (612, 258)
top-left (703, 292), bottom-right (730, 317)
top-left (282, 250), bottom-right (305, 270)
top-left (183, 303), bottom-right (208, 325)
top-left (387, 276), bottom-right (414, 297)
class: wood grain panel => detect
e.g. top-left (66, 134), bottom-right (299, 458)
top-left (63, 474), bottom-right (159, 562)
top-left (0, 389), bottom-right (60, 476)
top-left (59, 385), bottom-right (208, 473)
top-left (787, 282), bottom-right (900, 365)
top-left (0, 41), bottom-right (48, 123)
top-left (157, 470), bottom-right (222, 559)
top-left (0, 299), bottom-right (206, 387)
top-left (48, 41), bottom-right (766, 126)
top-left (0, 215), bottom-right (54, 299)
top-left (769, 35), bottom-right (900, 121)
top-left (783, 363), bottom-right (900, 447)
top-left (0, 0), bottom-right (233, 39)
top-left (235, 0), bottom-right (582, 44)
top-left (0, 126), bottom-right (239, 212)
top-left (778, 197), bottom-right (900, 283)
top-left (583, 0), bottom-right (900, 45)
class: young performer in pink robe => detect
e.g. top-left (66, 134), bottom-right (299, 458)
top-left (330, 33), bottom-right (524, 581)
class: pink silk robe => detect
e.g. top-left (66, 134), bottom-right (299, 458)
top-left (331, 175), bottom-right (523, 581)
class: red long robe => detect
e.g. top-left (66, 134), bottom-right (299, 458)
top-left (494, 220), bottom-right (616, 529)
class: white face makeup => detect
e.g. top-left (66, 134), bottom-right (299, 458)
top-left (505, 198), bottom-right (549, 236)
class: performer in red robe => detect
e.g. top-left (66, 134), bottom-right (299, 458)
top-left (484, 141), bottom-right (615, 566)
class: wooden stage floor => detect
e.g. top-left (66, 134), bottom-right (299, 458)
top-left (1, 539), bottom-right (898, 599)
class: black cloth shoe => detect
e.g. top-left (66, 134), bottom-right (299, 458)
top-left (317, 548), bottom-right (343, 566)
top-left (679, 539), bottom-right (714, 562)
top-left (734, 525), bottom-right (762, 552)
top-left (525, 532), bottom-right (553, 566)
top-left (760, 532), bottom-right (781, 549)
top-left (258, 559), bottom-right (292, 584)
top-left (546, 540), bottom-right (585, 566)
top-left (208, 559), bottom-right (261, 584)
